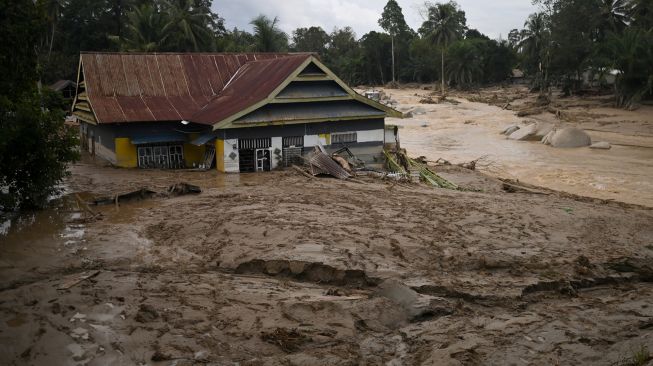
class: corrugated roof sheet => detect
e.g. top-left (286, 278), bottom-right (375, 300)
top-left (189, 55), bottom-right (311, 125)
top-left (81, 52), bottom-right (302, 124)
top-left (50, 80), bottom-right (76, 91)
top-left (233, 101), bottom-right (385, 125)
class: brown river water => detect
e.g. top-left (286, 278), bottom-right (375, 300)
top-left (386, 89), bottom-right (653, 207)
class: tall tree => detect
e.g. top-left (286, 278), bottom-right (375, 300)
top-left (419, 1), bottom-right (467, 95)
top-left (292, 26), bottom-right (329, 56)
top-left (378, 0), bottom-right (411, 83)
top-left (519, 12), bottom-right (550, 91)
top-left (163, 0), bottom-right (213, 51)
top-left (250, 15), bottom-right (288, 52)
top-left (115, 4), bottom-right (170, 51)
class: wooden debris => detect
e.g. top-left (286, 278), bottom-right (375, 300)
top-left (56, 271), bottom-right (100, 290)
top-left (309, 148), bottom-right (352, 179)
top-left (292, 165), bottom-right (314, 179)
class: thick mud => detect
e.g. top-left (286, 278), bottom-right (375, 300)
top-left (1, 160), bottom-right (652, 365)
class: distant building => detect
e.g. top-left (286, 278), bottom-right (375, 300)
top-left (511, 69), bottom-right (526, 84)
top-left (71, 52), bottom-right (401, 171)
top-left (49, 80), bottom-right (77, 100)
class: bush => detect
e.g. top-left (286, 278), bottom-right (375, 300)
top-left (0, 93), bottom-right (79, 210)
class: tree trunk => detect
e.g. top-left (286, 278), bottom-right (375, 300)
top-left (391, 35), bottom-right (395, 83)
top-left (441, 48), bottom-right (445, 97)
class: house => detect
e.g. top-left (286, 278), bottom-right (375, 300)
top-left (50, 80), bottom-right (77, 100)
top-left (71, 52), bottom-right (402, 172)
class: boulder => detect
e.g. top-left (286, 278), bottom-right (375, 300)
top-left (541, 130), bottom-right (556, 145)
top-left (508, 123), bottom-right (538, 141)
top-left (502, 125), bottom-right (520, 135)
top-left (590, 141), bottom-right (612, 149)
top-left (550, 127), bottom-right (592, 148)
top-left (532, 122), bottom-right (555, 140)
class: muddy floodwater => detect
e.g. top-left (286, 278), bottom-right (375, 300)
top-left (1, 89), bottom-right (653, 365)
top-left (385, 88), bottom-right (653, 207)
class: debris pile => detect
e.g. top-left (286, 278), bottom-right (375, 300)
top-left (384, 150), bottom-right (458, 189)
top-left (91, 182), bottom-right (201, 205)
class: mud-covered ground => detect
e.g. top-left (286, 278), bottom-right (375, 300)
top-left (1, 160), bottom-right (652, 365)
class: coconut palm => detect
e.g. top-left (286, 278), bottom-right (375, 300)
top-left (519, 13), bottom-right (550, 91)
top-left (250, 15), bottom-right (288, 52)
top-left (116, 4), bottom-right (169, 52)
top-left (446, 40), bottom-right (482, 87)
top-left (421, 3), bottom-right (465, 96)
top-left (163, 0), bottom-right (212, 52)
top-left (629, 0), bottom-right (653, 29)
top-left (599, 0), bottom-right (629, 35)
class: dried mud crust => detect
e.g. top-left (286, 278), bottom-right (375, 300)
top-left (1, 165), bottom-right (653, 365)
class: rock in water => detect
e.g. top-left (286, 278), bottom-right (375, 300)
top-left (502, 125), bottom-right (520, 135)
top-left (550, 127), bottom-right (592, 148)
top-left (508, 123), bottom-right (538, 141)
top-left (590, 141), bottom-right (612, 149)
top-left (532, 122), bottom-right (555, 140)
top-left (541, 130), bottom-right (556, 145)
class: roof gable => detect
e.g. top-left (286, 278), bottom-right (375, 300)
top-left (190, 57), bottom-right (403, 129)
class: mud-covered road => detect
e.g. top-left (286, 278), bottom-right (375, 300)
top-left (1, 161), bottom-right (652, 365)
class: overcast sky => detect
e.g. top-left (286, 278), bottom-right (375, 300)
top-left (214, 0), bottom-right (538, 41)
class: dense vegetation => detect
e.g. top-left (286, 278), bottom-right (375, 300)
top-left (1, 0), bottom-right (79, 210)
top-left (32, 0), bottom-right (652, 106)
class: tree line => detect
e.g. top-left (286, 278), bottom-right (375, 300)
top-left (33, 0), bottom-right (653, 106)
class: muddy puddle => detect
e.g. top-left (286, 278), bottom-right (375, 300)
top-left (385, 88), bottom-right (653, 207)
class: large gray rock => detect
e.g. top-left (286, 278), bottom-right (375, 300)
top-left (502, 125), bottom-right (520, 135)
top-left (532, 122), bottom-right (555, 140)
top-left (508, 123), bottom-right (537, 141)
top-left (550, 127), bottom-right (592, 148)
top-left (541, 130), bottom-right (556, 145)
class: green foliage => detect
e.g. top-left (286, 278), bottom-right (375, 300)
top-left (379, 0), bottom-right (411, 37)
top-left (1, 0), bottom-right (79, 210)
top-left (607, 27), bottom-right (653, 108)
top-left (114, 4), bottom-right (170, 51)
top-left (0, 96), bottom-right (80, 210)
top-left (419, 1), bottom-right (467, 45)
top-left (163, 0), bottom-right (214, 51)
top-left (250, 15), bottom-right (288, 52)
top-left (291, 26), bottom-right (329, 56)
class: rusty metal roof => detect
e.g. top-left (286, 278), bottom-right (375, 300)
top-left (80, 52), bottom-right (305, 124)
top-left (189, 55), bottom-right (311, 125)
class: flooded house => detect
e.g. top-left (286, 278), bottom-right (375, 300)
top-left (71, 52), bottom-right (401, 172)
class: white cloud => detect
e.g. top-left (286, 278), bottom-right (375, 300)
top-left (214, 0), bottom-right (538, 40)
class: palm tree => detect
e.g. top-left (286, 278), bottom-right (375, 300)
top-left (116, 4), bottom-right (170, 52)
top-left (599, 0), bottom-right (629, 36)
top-left (519, 13), bottom-right (550, 92)
top-left (446, 41), bottom-right (482, 87)
top-left (629, 0), bottom-right (653, 29)
top-left (422, 3), bottom-right (464, 96)
top-left (250, 15), bottom-right (288, 52)
top-left (163, 0), bottom-right (212, 52)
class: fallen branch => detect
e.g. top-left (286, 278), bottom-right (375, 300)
top-left (56, 271), bottom-right (101, 290)
top-left (292, 165), bottom-right (314, 179)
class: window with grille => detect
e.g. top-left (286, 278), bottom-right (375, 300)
top-left (137, 144), bottom-right (184, 169)
top-left (283, 136), bottom-right (304, 148)
top-left (238, 138), bottom-right (271, 150)
top-left (331, 132), bottom-right (357, 144)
